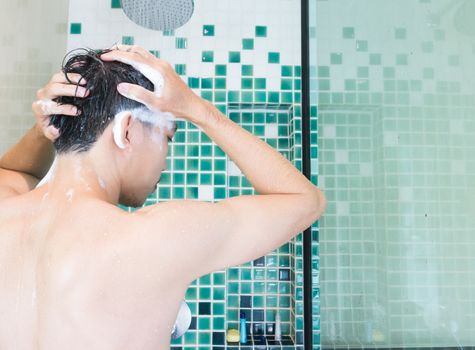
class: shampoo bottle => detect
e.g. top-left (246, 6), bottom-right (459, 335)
top-left (240, 311), bottom-right (247, 344)
top-left (275, 310), bottom-right (282, 341)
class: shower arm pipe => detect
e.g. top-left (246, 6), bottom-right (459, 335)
top-left (300, 0), bottom-right (313, 349)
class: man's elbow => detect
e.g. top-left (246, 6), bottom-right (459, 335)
top-left (311, 188), bottom-right (326, 219)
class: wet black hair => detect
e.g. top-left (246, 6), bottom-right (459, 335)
top-left (49, 48), bottom-right (154, 153)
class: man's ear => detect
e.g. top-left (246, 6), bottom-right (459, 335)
top-left (113, 111), bottom-right (134, 150)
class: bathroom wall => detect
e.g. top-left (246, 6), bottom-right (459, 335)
top-left (315, 0), bottom-right (475, 347)
top-left (0, 0), bottom-right (69, 154)
top-left (66, 0), bottom-right (320, 349)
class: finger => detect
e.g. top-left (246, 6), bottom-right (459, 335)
top-left (101, 48), bottom-right (167, 69)
top-left (33, 100), bottom-right (80, 116)
top-left (117, 83), bottom-right (161, 111)
top-left (129, 45), bottom-right (154, 58)
top-left (50, 72), bottom-right (87, 85)
top-left (115, 44), bottom-right (134, 52)
top-left (100, 49), bottom-right (145, 65)
top-left (37, 83), bottom-right (89, 100)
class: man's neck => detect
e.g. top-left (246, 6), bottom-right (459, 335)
top-left (47, 151), bottom-right (121, 205)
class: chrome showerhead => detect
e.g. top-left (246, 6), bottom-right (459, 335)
top-left (121, 0), bottom-right (194, 31)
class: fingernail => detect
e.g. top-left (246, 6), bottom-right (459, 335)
top-left (117, 83), bottom-right (129, 94)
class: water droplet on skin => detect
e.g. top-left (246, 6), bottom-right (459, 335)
top-left (98, 176), bottom-right (106, 190)
top-left (66, 189), bottom-right (74, 202)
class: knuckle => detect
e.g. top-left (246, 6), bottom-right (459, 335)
top-left (52, 72), bottom-right (61, 82)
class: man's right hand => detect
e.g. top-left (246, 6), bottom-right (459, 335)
top-left (32, 71), bottom-right (89, 141)
top-left (100, 45), bottom-right (204, 124)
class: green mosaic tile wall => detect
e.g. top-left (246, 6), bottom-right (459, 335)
top-left (314, 0), bottom-right (475, 348)
top-left (67, 1), bottom-right (315, 349)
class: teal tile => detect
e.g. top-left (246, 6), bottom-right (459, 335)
top-left (122, 36), bottom-right (134, 45)
top-left (149, 50), bottom-right (160, 57)
top-left (421, 41), bottom-right (434, 53)
top-left (330, 53), bottom-right (342, 64)
top-left (215, 64), bottom-right (227, 76)
top-left (241, 78), bottom-right (253, 89)
top-left (163, 30), bottom-right (174, 36)
top-left (228, 91), bottom-right (240, 102)
top-left (255, 25), bottom-right (267, 37)
top-left (268, 91), bottom-right (279, 103)
top-left (241, 65), bottom-right (253, 76)
top-left (255, 78), bottom-right (266, 89)
top-left (383, 67), bottom-right (395, 78)
top-left (294, 79), bottom-right (301, 90)
top-left (201, 78), bottom-right (213, 89)
top-left (318, 79), bottom-right (330, 90)
top-left (423, 67), bottom-right (434, 79)
top-left (434, 29), bottom-right (445, 40)
top-left (281, 92), bottom-right (293, 103)
top-left (318, 66), bottom-right (329, 77)
top-left (395, 27), bottom-right (406, 39)
top-left (268, 52), bottom-right (280, 64)
top-left (203, 25), bottom-right (215, 36)
top-left (202, 51), bottom-right (214, 62)
top-left (214, 91), bottom-right (226, 102)
top-left (158, 187), bottom-right (170, 199)
top-left (396, 54), bottom-right (408, 65)
top-left (214, 187), bottom-right (226, 199)
top-left (213, 317), bottom-right (225, 329)
top-left (188, 77), bottom-right (200, 88)
top-left (342, 27), bottom-right (354, 39)
top-left (242, 91), bottom-right (253, 102)
top-left (369, 53), bottom-right (381, 65)
top-left (281, 79), bottom-right (293, 90)
top-left (281, 65), bottom-right (293, 77)
top-left (448, 55), bottom-right (460, 66)
top-left (201, 90), bottom-right (213, 101)
top-left (357, 66), bottom-right (369, 78)
top-left (70, 23), bottom-right (81, 34)
top-left (229, 51), bottom-right (241, 63)
top-left (175, 37), bottom-right (187, 49)
top-left (174, 64), bottom-right (186, 75)
top-left (111, 0), bottom-right (121, 8)
top-left (214, 78), bottom-right (226, 89)
top-left (242, 38), bottom-right (254, 50)
top-left (345, 79), bottom-right (356, 91)
top-left (255, 91), bottom-right (266, 102)
top-left (356, 40), bottom-right (368, 52)
top-left (295, 65), bottom-right (301, 77)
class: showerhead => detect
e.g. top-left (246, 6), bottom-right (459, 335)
top-left (121, 0), bottom-right (194, 31)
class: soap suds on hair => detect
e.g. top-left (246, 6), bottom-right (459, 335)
top-left (112, 107), bottom-right (177, 150)
top-left (115, 59), bottom-right (165, 97)
top-left (36, 99), bottom-right (57, 115)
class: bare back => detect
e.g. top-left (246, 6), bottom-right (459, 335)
top-left (0, 187), bottom-right (188, 350)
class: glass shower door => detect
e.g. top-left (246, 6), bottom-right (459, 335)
top-left (314, 0), bottom-right (475, 347)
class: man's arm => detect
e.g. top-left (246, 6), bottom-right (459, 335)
top-left (0, 71), bottom-right (87, 199)
top-left (0, 124), bottom-right (55, 196)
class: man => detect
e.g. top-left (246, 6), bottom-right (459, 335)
top-left (0, 45), bottom-right (326, 349)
